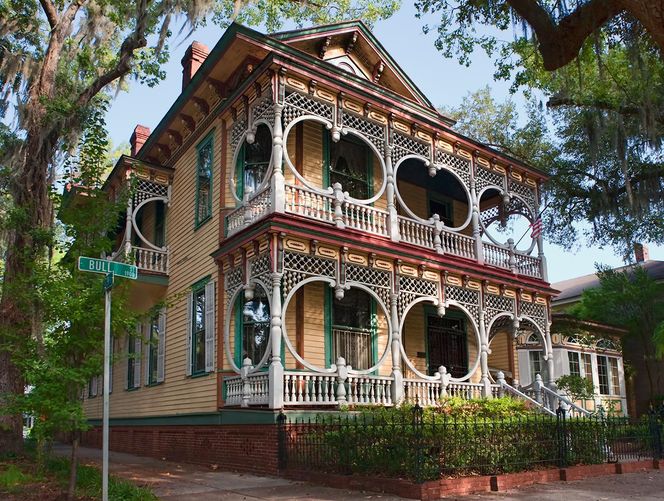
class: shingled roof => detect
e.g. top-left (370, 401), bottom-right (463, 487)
top-left (552, 260), bottom-right (664, 305)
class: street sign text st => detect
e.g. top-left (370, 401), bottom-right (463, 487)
top-left (78, 256), bottom-right (138, 280)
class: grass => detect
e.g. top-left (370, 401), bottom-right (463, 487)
top-left (0, 454), bottom-right (157, 501)
top-left (46, 457), bottom-right (158, 501)
top-left (0, 463), bottom-right (35, 493)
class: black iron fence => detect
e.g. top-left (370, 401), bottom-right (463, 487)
top-left (277, 408), bottom-right (664, 482)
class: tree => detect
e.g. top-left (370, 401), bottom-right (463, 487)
top-left (0, 0), bottom-right (398, 453)
top-left (419, 2), bottom-right (664, 257)
top-left (571, 265), bottom-right (664, 405)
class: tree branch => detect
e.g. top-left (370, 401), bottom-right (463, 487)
top-left (507, 0), bottom-right (625, 70)
top-left (39, 0), bottom-right (58, 30)
top-left (547, 95), bottom-right (664, 123)
top-left (76, 0), bottom-right (151, 106)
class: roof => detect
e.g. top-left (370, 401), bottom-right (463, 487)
top-left (552, 259), bottom-right (664, 304)
top-left (551, 312), bottom-right (628, 336)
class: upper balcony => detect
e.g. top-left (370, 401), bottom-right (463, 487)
top-left (223, 83), bottom-right (547, 282)
top-left (105, 155), bottom-right (173, 278)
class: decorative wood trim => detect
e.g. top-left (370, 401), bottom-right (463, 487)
top-left (296, 287), bottom-right (304, 369)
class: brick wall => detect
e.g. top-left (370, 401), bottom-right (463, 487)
top-left (80, 424), bottom-right (280, 475)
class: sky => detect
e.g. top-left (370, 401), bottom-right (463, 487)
top-left (104, 3), bottom-right (662, 283)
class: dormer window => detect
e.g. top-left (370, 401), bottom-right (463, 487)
top-left (236, 124), bottom-right (271, 199)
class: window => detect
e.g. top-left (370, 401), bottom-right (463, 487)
top-left (529, 351), bottom-right (548, 383)
top-left (237, 287), bottom-right (270, 365)
top-left (597, 338), bottom-right (618, 351)
top-left (326, 134), bottom-right (371, 200)
top-left (526, 332), bottom-right (540, 344)
top-left (609, 358), bottom-right (621, 394)
top-left (581, 353), bottom-right (593, 384)
top-left (187, 279), bottom-right (215, 375)
top-left (154, 201), bottom-right (166, 248)
top-left (330, 288), bottom-right (374, 370)
top-left (147, 309), bottom-right (166, 385)
top-left (427, 314), bottom-right (468, 378)
top-left (597, 355), bottom-right (610, 395)
top-left (567, 351), bottom-right (581, 377)
top-left (195, 133), bottom-right (213, 227)
top-left (126, 326), bottom-right (141, 390)
top-left (428, 196), bottom-right (453, 226)
top-left (236, 125), bottom-right (271, 199)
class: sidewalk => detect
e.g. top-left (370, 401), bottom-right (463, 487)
top-left (54, 444), bottom-right (664, 500)
top-left (53, 444), bottom-right (405, 500)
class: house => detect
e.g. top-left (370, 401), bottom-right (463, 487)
top-left (80, 21), bottom-right (584, 472)
top-left (552, 246), bottom-right (664, 417)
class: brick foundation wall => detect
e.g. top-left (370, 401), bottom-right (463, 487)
top-left (80, 424), bottom-right (280, 475)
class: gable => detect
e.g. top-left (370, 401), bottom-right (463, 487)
top-left (272, 21), bottom-right (435, 110)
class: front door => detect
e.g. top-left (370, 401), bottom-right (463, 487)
top-left (427, 315), bottom-right (468, 378)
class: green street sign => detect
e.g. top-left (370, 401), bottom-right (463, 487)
top-left (78, 257), bottom-right (138, 280)
top-left (103, 272), bottom-right (114, 291)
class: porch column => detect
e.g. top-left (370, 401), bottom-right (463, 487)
top-left (479, 308), bottom-right (491, 398)
top-left (268, 272), bottom-right (284, 409)
top-left (544, 322), bottom-right (555, 388)
top-left (536, 235), bottom-right (548, 282)
top-left (469, 170), bottom-right (484, 264)
top-left (385, 143), bottom-right (400, 242)
top-left (124, 197), bottom-right (132, 256)
top-left (390, 292), bottom-right (404, 403)
top-left (271, 103), bottom-right (285, 214)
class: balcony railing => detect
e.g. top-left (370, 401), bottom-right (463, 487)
top-left (111, 243), bottom-right (169, 275)
top-left (225, 182), bottom-right (545, 280)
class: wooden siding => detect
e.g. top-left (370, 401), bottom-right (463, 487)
top-left (84, 120), bottom-right (222, 420)
top-left (488, 330), bottom-right (518, 382)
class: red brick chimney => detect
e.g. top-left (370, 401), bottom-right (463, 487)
top-left (181, 41), bottom-right (209, 89)
top-left (634, 243), bottom-right (650, 263)
top-left (130, 125), bottom-right (151, 156)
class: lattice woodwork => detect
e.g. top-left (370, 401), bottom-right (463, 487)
top-left (435, 150), bottom-right (471, 187)
top-left (398, 275), bottom-right (439, 319)
top-left (133, 179), bottom-right (168, 206)
top-left (282, 251), bottom-right (336, 296)
top-left (520, 300), bottom-right (547, 335)
top-left (475, 166), bottom-right (504, 194)
top-left (508, 178), bottom-right (538, 216)
top-left (485, 294), bottom-right (515, 332)
top-left (341, 112), bottom-right (386, 157)
top-left (480, 196), bottom-right (532, 227)
top-left (225, 266), bottom-right (244, 309)
top-left (250, 253), bottom-right (271, 282)
top-left (251, 92), bottom-right (275, 126)
top-left (392, 131), bottom-right (430, 163)
top-left (445, 285), bottom-right (480, 325)
top-left (283, 91), bottom-right (333, 126)
top-left (480, 205), bottom-right (499, 227)
top-left (230, 114), bottom-right (248, 152)
top-left (346, 264), bottom-right (392, 308)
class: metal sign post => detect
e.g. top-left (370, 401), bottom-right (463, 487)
top-left (78, 258), bottom-right (137, 501)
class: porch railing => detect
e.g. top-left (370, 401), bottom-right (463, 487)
top-left (226, 186), bottom-right (272, 237)
top-left (440, 229), bottom-right (476, 260)
top-left (285, 184), bottom-right (334, 223)
top-left (399, 217), bottom-right (435, 248)
top-left (343, 202), bottom-right (389, 236)
top-left (131, 245), bottom-right (168, 274)
top-left (224, 372), bottom-right (269, 407)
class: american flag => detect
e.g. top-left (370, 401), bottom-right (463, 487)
top-left (530, 217), bottom-right (543, 239)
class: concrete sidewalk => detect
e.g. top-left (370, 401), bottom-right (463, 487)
top-left (53, 444), bottom-right (405, 500)
top-left (54, 444), bottom-right (664, 500)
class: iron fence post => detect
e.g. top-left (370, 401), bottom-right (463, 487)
top-left (650, 410), bottom-right (663, 460)
top-left (556, 404), bottom-right (567, 468)
top-left (413, 403), bottom-right (424, 483)
top-left (277, 411), bottom-right (287, 471)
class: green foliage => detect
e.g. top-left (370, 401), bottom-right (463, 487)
top-left (555, 375), bottom-right (595, 401)
top-left (0, 464), bottom-right (33, 492)
top-left (572, 265), bottom-right (664, 400)
top-left (46, 457), bottom-right (158, 500)
top-left (420, 2), bottom-right (664, 255)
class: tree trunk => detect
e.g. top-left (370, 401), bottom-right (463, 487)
top-left (67, 436), bottom-right (79, 501)
top-left (0, 127), bottom-right (57, 454)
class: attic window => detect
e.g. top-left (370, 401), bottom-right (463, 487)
top-left (328, 55), bottom-right (366, 79)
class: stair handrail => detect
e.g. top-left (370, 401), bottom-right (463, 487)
top-left (496, 372), bottom-right (556, 416)
top-left (540, 384), bottom-right (591, 416)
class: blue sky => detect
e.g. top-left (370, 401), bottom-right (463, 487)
top-left (104, 3), bottom-right (662, 282)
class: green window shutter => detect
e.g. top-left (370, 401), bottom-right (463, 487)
top-left (204, 281), bottom-right (216, 373)
top-left (124, 335), bottom-right (130, 390)
top-left (186, 292), bottom-right (192, 376)
top-left (157, 308), bottom-right (166, 383)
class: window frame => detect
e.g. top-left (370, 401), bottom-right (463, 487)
top-left (528, 350), bottom-right (547, 384)
top-left (424, 307), bottom-right (468, 378)
top-left (235, 124), bottom-right (272, 201)
top-left (195, 131), bottom-right (214, 229)
top-left (191, 283), bottom-right (207, 375)
top-left (147, 314), bottom-right (159, 385)
top-left (596, 355), bottom-right (610, 395)
top-left (427, 192), bottom-right (454, 226)
top-left (325, 287), bottom-right (377, 371)
top-left (567, 351), bottom-right (581, 377)
top-left (234, 287), bottom-right (271, 367)
top-left (323, 130), bottom-right (373, 201)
